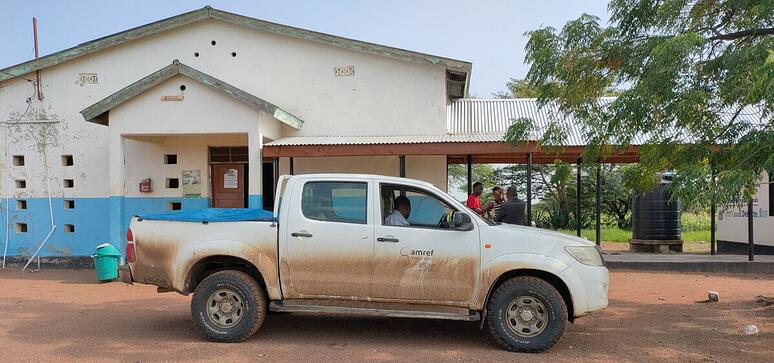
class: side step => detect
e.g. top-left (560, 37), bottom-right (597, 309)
top-left (269, 301), bottom-right (480, 321)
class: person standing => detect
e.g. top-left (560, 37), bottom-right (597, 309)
top-left (495, 187), bottom-right (527, 226)
top-left (489, 186), bottom-right (506, 220)
top-left (467, 182), bottom-right (494, 217)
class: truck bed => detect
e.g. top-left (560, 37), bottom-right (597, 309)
top-left (127, 209), bottom-right (280, 296)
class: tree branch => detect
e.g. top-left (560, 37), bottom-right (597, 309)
top-left (708, 28), bottom-right (774, 41)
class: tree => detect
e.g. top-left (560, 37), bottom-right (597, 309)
top-left (494, 78), bottom-right (622, 99)
top-left (493, 79), bottom-right (542, 98)
top-left (448, 164), bottom-right (495, 194)
top-left (506, 0), bottom-right (773, 208)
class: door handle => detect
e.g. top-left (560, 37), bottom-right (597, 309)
top-left (291, 232), bottom-right (313, 238)
top-left (377, 237), bottom-right (399, 243)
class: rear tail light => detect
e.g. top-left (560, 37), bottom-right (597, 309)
top-left (126, 228), bottom-right (136, 263)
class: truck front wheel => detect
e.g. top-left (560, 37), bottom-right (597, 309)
top-left (486, 276), bottom-right (567, 352)
top-left (191, 270), bottom-right (267, 342)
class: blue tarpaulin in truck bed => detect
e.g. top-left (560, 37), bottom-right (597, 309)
top-left (140, 208), bottom-right (275, 222)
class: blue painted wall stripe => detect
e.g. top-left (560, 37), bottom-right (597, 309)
top-left (0, 195), bottom-right (256, 257)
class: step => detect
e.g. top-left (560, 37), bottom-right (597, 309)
top-left (269, 301), bottom-right (480, 321)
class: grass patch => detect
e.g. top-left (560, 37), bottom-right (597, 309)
top-left (557, 228), bottom-right (711, 243)
top-left (556, 213), bottom-right (711, 243)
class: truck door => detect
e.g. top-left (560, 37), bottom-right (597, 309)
top-left (281, 178), bottom-right (374, 299)
top-left (372, 183), bottom-right (479, 304)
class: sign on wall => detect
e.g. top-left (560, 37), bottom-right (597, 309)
top-left (77, 73), bottom-right (98, 86)
top-left (182, 170), bottom-right (202, 197)
top-left (224, 169), bottom-right (239, 189)
top-left (334, 65), bottom-right (355, 77)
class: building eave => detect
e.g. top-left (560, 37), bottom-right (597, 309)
top-left (80, 59), bottom-right (304, 129)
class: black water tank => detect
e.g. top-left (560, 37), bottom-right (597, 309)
top-left (631, 183), bottom-right (681, 240)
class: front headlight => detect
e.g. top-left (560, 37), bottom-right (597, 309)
top-left (565, 246), bottom-right (604, 266)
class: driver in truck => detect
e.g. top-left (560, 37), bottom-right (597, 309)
top-left (384, 196), bottom-right (411, 226)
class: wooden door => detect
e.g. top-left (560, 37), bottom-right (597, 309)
top-left (212, 163), bottom-right (246, 208)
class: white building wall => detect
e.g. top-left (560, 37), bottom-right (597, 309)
top-left (285, 155), bottom-right (447, 192)
top-left (0, 16), bottom-right (451, 257)
top-left (124, 134), bottom-right (248, 198)
top-left (717, 172), bottom-right (774, 248)
top-left (1, 18), bottom-right (448, 201)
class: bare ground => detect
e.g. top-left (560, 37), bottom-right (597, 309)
top-left (0, 269), bottom-right (772, 362)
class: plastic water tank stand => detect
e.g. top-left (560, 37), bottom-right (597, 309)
top-left (628, 239), bottom-right (684, 253)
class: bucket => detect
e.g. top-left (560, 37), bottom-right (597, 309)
top-left (92, 243), bottom-right (122, 282)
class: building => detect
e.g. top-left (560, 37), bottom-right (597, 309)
top-left (717, 172), bottom-right (774, 254)
top-left (0, 7), bottom-right (472, 260)
top-left (6, 7), bottom-right (763, 263)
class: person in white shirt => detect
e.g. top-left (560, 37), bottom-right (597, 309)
top-left (384, 196), bottom-right (411, 226)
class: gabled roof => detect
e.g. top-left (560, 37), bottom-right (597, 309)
top-left (0, 6), bottom-right (472, 97)
top-left (80, 59), bottom-right (303, 129)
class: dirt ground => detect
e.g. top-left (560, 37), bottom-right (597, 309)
top-left (0, 269), bottom-right (772, 362)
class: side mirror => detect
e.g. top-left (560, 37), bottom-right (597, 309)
top-left (452, 211), bottom-right (474, 231)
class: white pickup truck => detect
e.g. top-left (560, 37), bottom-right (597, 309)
top-left (120, 173), bottom-right (608, 352)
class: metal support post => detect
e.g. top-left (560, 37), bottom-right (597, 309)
top-left (748, 199), bottom-right (754, 261)
top-left (595, 163), bottom-right (601, 246)
top-left (466, 154), bottom-right (472, 195)
top-left (576, 157), bottom-right (582, 237)
top-left (527, 153), bottom-right (533, 226)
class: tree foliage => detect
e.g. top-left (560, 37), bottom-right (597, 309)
top-left (493, 79), bottom-right (542, 98)
top-left (506, 0), bottom-right (774, 208)
top-left (461, 160), bottom-right (634, 229)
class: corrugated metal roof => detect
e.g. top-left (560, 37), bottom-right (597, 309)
top-left (447, 98), bottom-right (766, 146)
top-left (447, 97), bottom-right (609, 146)
top-left (266, 98), bottom-right (767, 147)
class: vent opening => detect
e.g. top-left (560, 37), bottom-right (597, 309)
top-left (166, 178), bottom-right (180, 189)
top-left (13, 155), bottom-right (24, 166)
top-left (61, 155), bottom-right (74, 166)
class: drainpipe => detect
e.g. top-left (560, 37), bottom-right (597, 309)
top-left (2, 128), bottom-right (9, 268)
top-left (22, 147), bottom-right (56, 272)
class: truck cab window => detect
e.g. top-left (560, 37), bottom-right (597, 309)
top-left (381, 184), bottom-right (456, 229)
top-left (301, 181), bottom-right (367, 224)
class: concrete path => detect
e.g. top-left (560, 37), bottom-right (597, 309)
top-left (604, 252), bottom-right (774, 273)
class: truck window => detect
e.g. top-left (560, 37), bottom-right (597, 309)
top-left (301, 181), bottom-right (367, 224)
top-left (381, 184), bottom-right (456, 229)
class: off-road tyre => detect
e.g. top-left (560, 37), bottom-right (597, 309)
top-left (486, 276), bottom-right (567, 353)
top-left (191, 270), bottom-right (267, 342)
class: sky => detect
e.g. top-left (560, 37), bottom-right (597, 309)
top-left (1, 0), bottom-right (610, 97)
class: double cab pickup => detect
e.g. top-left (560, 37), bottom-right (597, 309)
top-left (120, 174), bottom-right (608, 352)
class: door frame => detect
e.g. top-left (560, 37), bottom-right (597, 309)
top-left (208, 146), bottom-right (249, 208)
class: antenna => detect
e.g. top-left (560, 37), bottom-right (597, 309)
top-left (33, 17), bottom-right (43, 100)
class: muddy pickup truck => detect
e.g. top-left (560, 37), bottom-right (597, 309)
top-left (120, 173), bottom-right (608, 352)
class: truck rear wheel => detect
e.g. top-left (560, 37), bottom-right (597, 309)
top-left (191, 270), bottom-right (267, 342)
top-left (486, 276), bottom-right (567, 353)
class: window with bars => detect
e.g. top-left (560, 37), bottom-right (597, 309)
top-left (209, 147), bottom-right (248, 163)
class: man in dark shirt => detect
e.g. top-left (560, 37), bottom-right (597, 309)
top-left (495, 187), bottom-right (527, 226)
